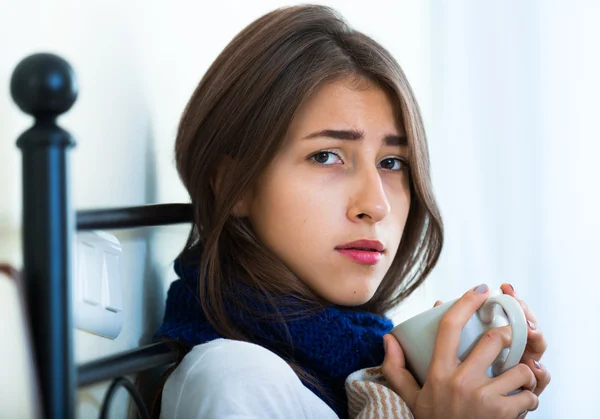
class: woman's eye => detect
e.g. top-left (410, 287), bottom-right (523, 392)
top-left (379, 157), bottom-right (407, 171)
top-left (310, 151), bottom-right (342, 165)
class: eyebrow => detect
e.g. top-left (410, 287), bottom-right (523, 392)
top-left (302, 129), bottom-right (407, 146)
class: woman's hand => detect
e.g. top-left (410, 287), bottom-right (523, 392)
top-left (382, 285), bottom-right (540, 418)
top-left (434, 284), bottom-right (551, 404)
top-left (500, 283), bottom-right (551, 399)
top-left (434, 284), bottom-right (551, 400)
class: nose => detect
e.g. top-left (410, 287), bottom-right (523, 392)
top-left (346, 167), bottom-right (391, 223)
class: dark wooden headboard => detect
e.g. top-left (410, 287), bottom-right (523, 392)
top-left (10, 53), bottom-right (191, 419)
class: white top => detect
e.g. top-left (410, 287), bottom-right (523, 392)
top-left (160, 338), bottom-right (339, 419)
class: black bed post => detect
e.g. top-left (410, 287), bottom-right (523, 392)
top-left (11, 53), bottom-right (78, 419)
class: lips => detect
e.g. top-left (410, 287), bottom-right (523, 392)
top-left (336, 239), bottom-right (384, 252)
top-left (335, 239), bottom-right (384, 265)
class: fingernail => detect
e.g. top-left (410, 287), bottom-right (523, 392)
top-left (527, 320), bottom-right (537, 330)
top-left (473, 284), bottom-right (489, 294)
top-left (383, 335), bottom-right (388, 353)
top-left (508, 283), bottom-right (515, 292)
top-left (533, 360), bottom-right (542, 370)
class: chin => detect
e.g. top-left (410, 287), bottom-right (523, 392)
top-left (306, 274), bottom-right (382, 306)
top-left (323, 289), bottom-right (377, 307)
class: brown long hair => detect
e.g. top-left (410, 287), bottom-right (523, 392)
top-left (154, 3), bottom-right (443, 415)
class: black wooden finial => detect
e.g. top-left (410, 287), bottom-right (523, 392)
top-left (10, 53), bottom-right (78, 119)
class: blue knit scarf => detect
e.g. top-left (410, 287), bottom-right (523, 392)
top-left (154, 250), bottom-right (393, 418)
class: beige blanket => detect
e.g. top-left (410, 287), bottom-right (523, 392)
top-left (346, 366), bottom-right (414, 419)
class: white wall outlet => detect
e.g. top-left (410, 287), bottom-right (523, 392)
top-left (73, 231), bottom-right (124, 339)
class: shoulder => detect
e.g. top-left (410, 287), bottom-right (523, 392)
top-left (170, 339), bottom-right (298, 385)
top-left (160, 339), bottom-right (337, 419)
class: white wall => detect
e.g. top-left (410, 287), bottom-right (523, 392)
top-left (0, 0), bottom-right (171, 417)
top-left (0, 1), bottom-right (430, 417)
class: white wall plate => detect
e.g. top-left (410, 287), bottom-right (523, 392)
top-left (73, 231), bottom-right (123, 339)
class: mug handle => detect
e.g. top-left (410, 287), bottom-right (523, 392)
top-left (478, 294), bottom-right (528, 376)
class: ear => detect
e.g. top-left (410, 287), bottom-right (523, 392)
top-left (210, 155), bottom-right (252, 217)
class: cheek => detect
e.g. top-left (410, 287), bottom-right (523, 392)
top-left (396, 188), bottom-right (411, 225)
top-left (387, 176), bottom-right (411, 223)
top-left (249, 170), bottom-right (337, 252)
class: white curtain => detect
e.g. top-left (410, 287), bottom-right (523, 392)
top-left (411, 1), bottom-right (600, 417)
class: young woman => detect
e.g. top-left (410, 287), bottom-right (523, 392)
top-left (154, 5), bottom-right (550, 418)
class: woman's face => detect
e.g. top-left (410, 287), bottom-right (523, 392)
top-left (244, 77), bottom-right (411, 306)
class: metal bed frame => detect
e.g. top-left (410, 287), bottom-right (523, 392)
top-left (10, 52), bottom-right (191, 418)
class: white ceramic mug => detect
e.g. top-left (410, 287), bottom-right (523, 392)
top-left (390, 289), bottom-right (527, 386)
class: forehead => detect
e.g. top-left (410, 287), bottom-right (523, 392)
top-left (287, 77), bottom-right (405, 138)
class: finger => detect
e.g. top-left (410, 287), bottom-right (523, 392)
top-left (504, 389), bottom-right (539, 417)
top-left (500, 283), bottom-right (516, 297)
top-left (432, 284), bottom-right (490, 369)
top-left (518, 299), bottom-right (539, 325)
top-left (528, 359), bottom-right (551, 396)
top-left (459, 325), bottom-right (512, 375)
top-left (521, 306), bottom-right (546, 359)
top-left (501, 284), bottom-right (538, 324)
top-left (513, 300), bottom-right (546, 359)
top-left (381, 334), bottom-right (421, 409)
top-left (522, 322), bottom-right (548, 362)
top-left (434, 300), bottom-right (443, 307)
top-left (500, 284), bottom-right (546, 360)
top-left (489, 363), bottom-right (537, 395)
